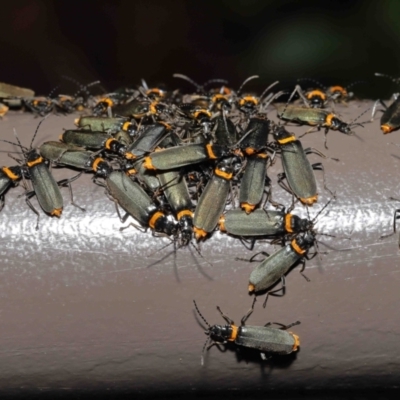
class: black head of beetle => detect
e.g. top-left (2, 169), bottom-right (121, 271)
top-left (207, 324), bottom-right (233, 343)
top-left (327, 115), bottom-right (353, 135)
top-left (295, 230), bottom-right (316, 251)
top-left (291, 215), bottom-right (314, 233)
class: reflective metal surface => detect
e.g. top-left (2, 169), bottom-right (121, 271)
top-left (0, 102), bottom-right (399, 393)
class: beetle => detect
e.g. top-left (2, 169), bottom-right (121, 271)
top-left (143, 142), bottom-right (229, 171)
top-left (193, 298), bottom-right (300, 365)
top-left (157, 169), bottom-right (194, 246)
top-left (1, 119), bottom-right (67, 229)
top-left (372, 73), bottom-right (400, 134)
top-left (92, 92), bottom-right (132, 117)
top-left (39, 141), bottom-right (110, 174)
top-left (0, 81), bottom-right (35, 115)
top-left (234, 76), bottom-right (280, 116)
top-left (140, 79), bottom-right (168, 101)
top-left (247, 231), bottom-right (316, 306)
top-left (297, 78), bottom-right (364, 105)
top-left (0, 165), bottom-right (24, 210)
top-left (276, 105), bottom-right (356, 134)
top-left (245, 197), bottom-right (334, 306)
top-left (238, 153), bottom-right (270, 213)
top-left (74, 116), bottom-right (136, 137)
top-left (173, 73), bottom-right (232, 116)
top-left (219, 208), bottom-right (312, 238)
top-left (59, 130), bottom-right (112, 150)
top-left (106, 170), bottom-right (177, 236)
top-left (272, 125), bottom-right (319, 206)
top-left (193, 158), bottom-right (236, 240)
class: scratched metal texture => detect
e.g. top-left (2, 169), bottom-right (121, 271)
top-left (0, 102), bottom-right (399, 395)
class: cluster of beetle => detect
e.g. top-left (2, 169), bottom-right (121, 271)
top-left (1, 72), bottom-right (398, 364)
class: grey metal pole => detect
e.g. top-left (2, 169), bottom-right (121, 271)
top-left (0, 101), bottom-right (398, 394)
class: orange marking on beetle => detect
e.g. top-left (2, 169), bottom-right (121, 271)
top-left (306, 90), bottom-right (326, 100)
top-left (291, 239), bottom-right (305, 255)
top-left (149, 211), bottom-right (164, 229)
top-left (241, 202), bottom-right (255, 214)
top-left (126, 168), bottom-right (137, 176)
top-left (122, 121), bottom-right (132, 132)
top-left (2, 167), bottom-right (19, 180)
top-left (124, 152), bottom-right (136, 160)
top-left (277, 135), bottom-right (296, 145)
top-left (158, 121), bottom-right (172, 130)
top-left (229, 325), bottom-right (238, 341)
top-left (291, 333), bottom-right (300, 351)
top-left (99, 98), bottom-right (114, 107)
top-left (381, 124), bottom-right (394, 134)
top-left (193, 109), bottom-right (212, 119)
top-left (329, 86), bottom-right (347, 95)
top-left (51, 208), bottom-right (63, 217)
top-left (215, 168), bottom-right (233, 180)
top-left (0, 104), bottom-right (9, 117)
top-left (299, 194), bottom-right (318, 205)
top-left (74, 118), bottom-right (80, 126)
top-left (105, 138), bottom-right (115, 150)
top-left (149, 102), bottom-right (157, 115)
top-left (206, 143), bottom-right (218, 160)
top-left (256, 153), bottom-right (268, 159)
top-left (218, 215), bottom-right (226, 232)
top-left (239, 96), bottom-right (258, 107)
top-left (285, 214), bottom-right (293, 233)
top-left (248, 283), bottom-right (255, 293)
top-left (92, 157), bottom-right (104, 172)
top-left (143, 157), bottom-right (156, 170)
top-left (27, 157), bottom-right (44, 168)
top-left (147, 89), bottom-right (165, 98)
top-left (221, 87), bottom-right (232, 95)
top-left (244, 147), bottom-right (256, 156)
top-left (193, 226), bottom-right (208, 241)
top-left (325, 113), bottom-right (335, 127)
top-left (234, 149), bottom-right (244, 157)
top-left (212, 94), bottom-right (228, 103)
top-left (177, 209), bottom-right (193, 220)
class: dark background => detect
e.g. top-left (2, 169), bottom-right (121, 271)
top-left (1, 0), bottom-right (399, 99)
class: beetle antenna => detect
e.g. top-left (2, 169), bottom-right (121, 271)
top-left (193, 300), bottom-right (211, 328)
top-left (62, 76), bottom-right (101, 98)
top-left (1, 136), bottom-right (26, 153)
top-left (30, 115), bottom-right (49, 150)
top-left (173, 74), bottom-right (202, 92)
top-left (311, 195), bottom-right (335, 224)
top-left (349, 106), bottom-right (371, 126)
top-left (203, 79), bottom-right (229, 89)
top-left (347, 80), bottom-right (366, 90)
top-left (46, 84), bottom-right (60, 99)
top-left (200, 336), bottom-right (212, 366)
top-left (189, 241), bottom-right (213, 268)
top-left (138, 87), bottom-right (151, 101)
top-left (237, 75), bottom-right (259, 96)
top-left (297, 78), bottom-right (326, 90)
top-left (375, 72), bottom-right (400, 86)
top-left (141, 79), bottom-right (149, 90)
top-left (262, 90), bottom-right (287, 111)
top-left (259, 80), bottom-right (279, 103)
